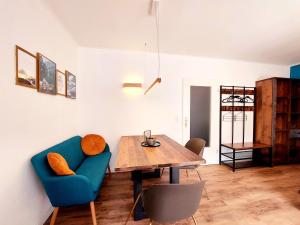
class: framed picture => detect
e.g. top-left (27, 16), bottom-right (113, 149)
top-left (144, 130), bottom-right (151, 141)
top-left (66, 70), bottom-right (76, 99)
top-left (15, 45), bottom-right (37, 89)
top-left (56, 70), bottom-right (66, 96)
top-left (37, 53), bottom-right (56, 95)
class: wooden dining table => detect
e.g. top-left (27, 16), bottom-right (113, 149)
top-left (115, 134), bottom-right (201, 221)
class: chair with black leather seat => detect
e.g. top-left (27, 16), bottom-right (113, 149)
top-left (124, 182), bottom-right (205, 225)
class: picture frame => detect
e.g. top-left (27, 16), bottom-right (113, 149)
top-left (37, 53), bottom-right (56, 95)
top-left (15, 45), bottom-right (37, 89)
top-left (144, 130), bottom-right (151, 141)
top-left (65, 70), bottom-right (76, 99)
top-left (56, 69), bottom-right (66, 96)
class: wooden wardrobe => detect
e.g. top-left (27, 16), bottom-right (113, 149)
top-left (255, 77), bottom-right (300, 165)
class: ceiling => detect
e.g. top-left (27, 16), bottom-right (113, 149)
top-left (44, 0), bottom-right (300, 65)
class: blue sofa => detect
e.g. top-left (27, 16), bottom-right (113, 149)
top-left (31, 136), bottom-right (111, 225)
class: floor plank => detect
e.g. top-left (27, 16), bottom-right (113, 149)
top-left (44, 165), bottom-right (300, 225)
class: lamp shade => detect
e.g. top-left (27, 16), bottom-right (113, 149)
top-left (122, 83), bottom-right (142, 88)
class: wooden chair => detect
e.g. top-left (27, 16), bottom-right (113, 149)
top-left (124, 182), bottom-right (205, 225)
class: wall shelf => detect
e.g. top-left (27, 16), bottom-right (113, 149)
top-left (221, 151), bottom-right (253, 160)
top-left (221, 160), bottom-right (256, 170)
top-left (221, 106), bottom-right (254, 112)
top-left (220, 88), bottom-right (255, 95)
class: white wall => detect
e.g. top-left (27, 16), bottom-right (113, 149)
top-left (78, 47), bottom-right (289, 167)
top-left (0, 0), bottom-right (78, 224)
top-left (0, 1), bottom-right (291, 224)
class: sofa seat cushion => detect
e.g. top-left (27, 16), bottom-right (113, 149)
top-left (76, 151), bottom-right (111, 193)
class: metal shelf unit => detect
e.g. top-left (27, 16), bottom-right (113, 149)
top-left (219, 85), bottom-right (272, 171)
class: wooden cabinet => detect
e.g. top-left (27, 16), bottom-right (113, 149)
top-left (255, 77), bottom-right (300, 165)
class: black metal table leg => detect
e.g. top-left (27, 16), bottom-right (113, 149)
top-left (269, 147), bottom-right (273, 167)
top-left (132, 170), bottom-right (146, 221)
top-left (131, 168), bottom-right (161, 180)
top-left (233, 150), bottom-right (236, 172)
top-left (170, 167), bottom-right (180, 184)
top-left (131, 168), bottom-right (162, 221)
top-left (153, 168), bottom-right (161, 177)
top-left (141, 168), bottom-right (161, 179)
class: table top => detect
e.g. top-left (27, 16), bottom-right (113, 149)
top-left (221, 142), bottom-right (272, 150)
top-left (115, 135), bottom-right (201, 172)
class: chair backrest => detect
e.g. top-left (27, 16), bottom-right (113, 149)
top-left (143, 182), bottom-right (205, 223)
top-left (31, 136), bottom-right (86, 182)
top-left (185, 138), bottom-right (206, 157)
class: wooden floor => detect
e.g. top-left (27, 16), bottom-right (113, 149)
top-left (44, 165), bottom-right (300, 225)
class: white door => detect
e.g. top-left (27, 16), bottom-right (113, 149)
top-left (182, 79), bottom-right (219, 164)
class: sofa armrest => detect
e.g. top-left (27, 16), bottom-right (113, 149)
top-left (44, 175), bottom-right (95, 207)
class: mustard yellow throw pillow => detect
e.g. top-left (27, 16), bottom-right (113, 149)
top-left (81, 134), bottom-right (106, 156)
top-left (47, 152), bottom-right (75, 176)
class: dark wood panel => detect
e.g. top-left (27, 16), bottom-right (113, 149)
top-left (276, 114), bottom-right (289, 130)
top-left (274, 79), bottom-right (291, 164)
top-left (276, 79), bottom-right (290, 97)
top-left (255, 79), bottom-right (273, 146)
top-left (276, 97), bottom-right (289, 113)
top-left (255, 78), bottom-right (300, 165)
top-left (290, 80), bottom-right (300, 162)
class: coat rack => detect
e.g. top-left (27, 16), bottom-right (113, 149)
top-left (219, 85), bottom-right (272, 172)
top-left (220, 85), bottom-right (255, 143)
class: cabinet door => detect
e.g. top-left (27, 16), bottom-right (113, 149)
top-left (255, 79), bottom-right (273, 145)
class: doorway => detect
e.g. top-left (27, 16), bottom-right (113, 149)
top-left (183, 79), bottom-right (217, 164)
top-left (190, 86), bottom-right (211, 146)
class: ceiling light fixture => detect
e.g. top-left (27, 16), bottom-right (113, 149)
top-left (144, 0), bottom-right (162, 95)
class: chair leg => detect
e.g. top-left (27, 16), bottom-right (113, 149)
top-left (108, 164), bottom-right (112, 176)
top-left (186, 169), bottom-right (189, 177)
top-left (124, 192), bottom-right (143, 225)
top-left (196, 170), bottom-right (209, 200)
top-left (192, 216), bottom-right (198, 225)
top-left (161, 168), bottom-right (164, 176)
top-left (50, 207), bottom-right (59, 225)
top-left (90, 201), bottom-right (97, 225)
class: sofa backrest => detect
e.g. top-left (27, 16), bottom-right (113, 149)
top-left (31, 136), bottom-right (86, 181)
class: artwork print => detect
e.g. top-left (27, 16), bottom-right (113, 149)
top-left (37, 53), bottom-right (56, 95)
top-left (56, 70), bottom-right (66, 96)
top-left (16, 46), bottom-right (37, 89)
top-left (66, 70), bottom-right (76, 99)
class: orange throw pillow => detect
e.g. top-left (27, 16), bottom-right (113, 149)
top-left (47, 152), bottom-right (75, 176)
top-left (81, 134), bottom-right (106, 156)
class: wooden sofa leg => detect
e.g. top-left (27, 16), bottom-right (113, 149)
top-left (50, 207), bottom-right (59, 225)
top-left (90, 201), bottom-right (97, 225)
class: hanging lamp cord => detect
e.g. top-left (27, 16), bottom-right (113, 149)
top-left (155, 1), bottom-right (160, 77)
